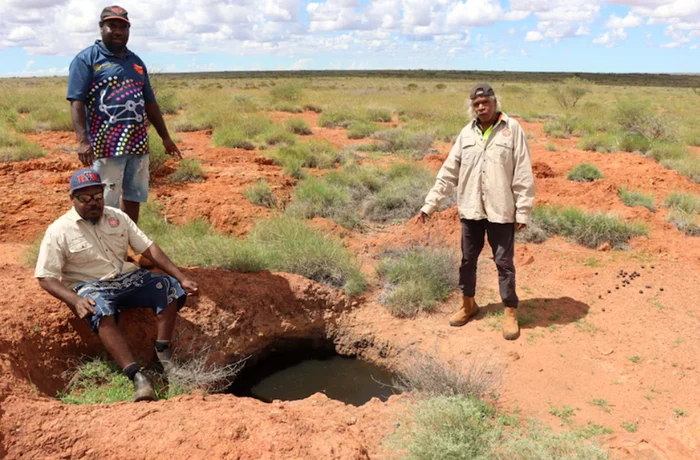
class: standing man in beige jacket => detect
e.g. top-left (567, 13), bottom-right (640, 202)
top-left (415, 83), bottom-right (535, 340)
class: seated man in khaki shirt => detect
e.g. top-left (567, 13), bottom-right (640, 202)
top-left (36, 169), bottom-right (199, 401)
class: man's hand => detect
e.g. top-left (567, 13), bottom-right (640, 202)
top-left (413, 212), bottom-right (429, 224)
top-left (163, 137), bottom-right (182, 159)
top-left (77, 142), bottom-right (95, 167)
top-left (515, 223), bottom-right (527, 231)
top-left (179, 276), bottom-right (199, 296)
top-left (72, 297), bottom-right (97, 319)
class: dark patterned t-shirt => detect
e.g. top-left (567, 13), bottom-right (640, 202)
top-left (67, 41), bottom-right (156, 159)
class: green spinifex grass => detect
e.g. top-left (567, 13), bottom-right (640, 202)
top-left (566, 163), bottom-right (604, 182)
top-left (0, 125), bottom-right (44, 162)
top-left (170, 158), bottom-right (205, 183)
top-left (376, 247), bottom-right (458, 317)
top-left (244, 179), bottom-right (277, 208)
top-left (531, 205), bottom-right (649, 249)
top-left (618, 187), bottom-right (655, 212)
top-left (664, 191), bottom-right (700, 214)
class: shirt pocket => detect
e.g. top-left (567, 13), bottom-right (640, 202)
top-left (103, 227), bottom-right (128, 259)
top-left (489, 139), bottom-right (513, 164)
top-left (68, 238), bottom-right (93, 264)
top-left (461, 139), bottom-right (478, 166)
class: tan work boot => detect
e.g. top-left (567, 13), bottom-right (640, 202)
top-left (128, 246), bottom-right (154, 269)
top-left (449, 296), bottom-right (479, 327)
top-left (502, 307), bottom-right (520, 340)
top-left (133, 371), bottom-right (155, 402)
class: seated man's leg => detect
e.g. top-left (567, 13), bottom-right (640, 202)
top-left (76, 279), bottom-right (155, 401)
top-left (117, 270), bottom-right (187, 369)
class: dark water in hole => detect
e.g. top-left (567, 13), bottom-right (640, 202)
top-left (229, 348), bottom-right (399, 406)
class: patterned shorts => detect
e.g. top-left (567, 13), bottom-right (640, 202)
top-left (73, 269), bottom-right (186, 333)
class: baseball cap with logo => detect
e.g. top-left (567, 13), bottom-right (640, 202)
top-left (100, 5), bottom-right (130, 24)
top-left (470, 83), bottom-right (495, 100)
top-left (70, 169), bottom-right (105, 193)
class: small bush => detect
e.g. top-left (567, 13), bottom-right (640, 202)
top-left (618, 187), bottom-right (655, 212)
top-left (303, 103), bottom-right (323, 113)
top-left (170, 158), bottom-right (205, 183)
top-left (567, 163), bottom-right (604, 182)
top-left (261, 125), bottom-right (297, 147)
top-left (667, 210), bottom-right (700, 236)
top-left (244, 179), bottom-right (277, 208)
top-left (0, 126), bottom-right (45, 162)
top-left (285, 118), bottom-right (312, 135)
top-left (270, 83), bottom-right (303, 103)
top-left (266, 141), bottom-right (343, 173)
top-left (618, 134), bottom-right (651, 153)
top-left (230, 94), bottom-right (260, 113)
top-left (171, 114), bottom-right (214, 133)
top-left (377, 247), bottom-right (459, 317)
top-left (367, 107), bottom-right (393, 122)
top-left (515, 222), bottom-right (548, 244)
top-left (578, 134), bottom-right (616, 153)
top-left (664, 191), bottom-right (700, 214)
top-left (372, 129), bottom-right (434, 157)
top-left (250, 217), bottom-right (366, 295)
top-left (615, 99), bottom-right (674, 141)
top-left (531, 205), bottom-right (649, 249)
top-left (363, 163), bottom-right (436, 222)
top-left (542, 120), bottom-right (574, 139)
top-left (212, 127), bottom-right (256, 150)
top-left (286, 176), bottom-right (350, 220)
top-left (661, 156), bottom-right (700, 183)
top-left (271, 103), bottom-right (303, 114)
top-left (544, 143), bottom-right (559, 152)
top-left (318, 110), bottom-right (358, 128)
top-left (549, 77), bottom-right (592, 109)
top-left (347, 121), bottom-right (380, 139)
top-left (156, 91), bottom-right (181, 115)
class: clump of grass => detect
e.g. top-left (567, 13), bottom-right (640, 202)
top-left (363, 163), bottom-right (437, 222)
top-left (515, 222), bottom-right (549, 244)
top-left (250, 217), bottom-right (366, 295)
top-left (269, 83), bottom-right (303, 103)
top-left (544, 143), bottom-right (559, 152)
top-left (244, 179), bottom-right (277, 208)
top-left (666, 210), bottom-right (700, 236)
top-left (211, 114), bottom-right (274, 150)
top-left (618, 134), bottom-right (651, 153)
top-left (303, 103), bottom-right (323, 113)
top-left (589, 398), bottom-right (612, 413)
top-left (265, 141), bottom-right (343, 176)
top-left (387, 396), bottom-right (610, 460)
top-left (377, 247), bottom-right (459, 317)
top-left (530, 205), bottom-right (649, 249)
top-left (318, 109), bottom-right (359, 128)
top-left (367, 107), bottom-right (393, 122)
top-left (372, 129), bottom-right (434, 158)
top-left (661, 156), bottom-right (700, 183)
top-left (171, 113), bottom-right (214, 132)
top-left (618, 187), bottom-right (655, 212)
top-left (567, 163), bottom-right (604, 182)
top-left (286, 118), bottom-right (312, 135)
top-left (59, 358), bottom-right (141, 405)
top-left (347, 121), bottom-right (380, 139)
top-left (170, 158), bottom-right (205, 183)
top-left (578, 134), bottom-right (616, 153)
top-left (620, 421), bottom-right (638, 433)
top-left (261, 125), bottom-right (297, 146)
top-left (0, 126), bottom-right (44, 162)
top-left (664, 191), bottom-right (700, 214)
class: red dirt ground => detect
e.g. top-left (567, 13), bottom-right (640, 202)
top-left (2, 112), bottom-right (700, 459)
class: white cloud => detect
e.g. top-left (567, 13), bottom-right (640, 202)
top-left (290, 58), bottom-right (312, 69)
top-left (660, 41), bottom-right (681, 48)
top-left (446, 0), bottom-right (503, 26)
top-left (606, 12), bottom-right (643, 28)
top-left (525, 31), bottom-right (544, 42)
top-left (592, 27), bottom-right (627, 47)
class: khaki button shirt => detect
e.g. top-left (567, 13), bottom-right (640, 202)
top-left (421, 113), bottom-right (536, 224)
top-left (35, 207), bottom-right (153, 289)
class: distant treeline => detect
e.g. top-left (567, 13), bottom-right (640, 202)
top-left (159, 70), bottom-right (700, 88)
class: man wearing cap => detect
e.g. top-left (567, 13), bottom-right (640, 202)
top-left (67, 6), bottom-right (181, 228)
top-left (35, 169), bottom-right (199, 401)
top-left (415, 83), bottom-right (535, 340)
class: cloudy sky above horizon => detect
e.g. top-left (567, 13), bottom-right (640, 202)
top-left (1, 0), bottom-right (698, 77)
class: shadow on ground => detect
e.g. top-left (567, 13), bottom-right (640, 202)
top-left (477, 297), bottom-right (590, 329)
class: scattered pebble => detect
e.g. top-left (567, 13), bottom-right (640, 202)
top-left (616, 286), bottom-right (619, 289)
top-left (651, 265), bottom-right (655, 269)
top-left (607, 290), bottom-right (611, 294)
top-left (660, 288), bottom-right (664, 291)
top-left (646, 285), bottom-right (651, 289)
top-left (595, 272), bottom-right (598, 276)
top-left (601, 307), bottom-right (606, 312)
top-left (639, 290), bottom-right (643, 294)
top-left (641, 265), bottom-right (645, 269)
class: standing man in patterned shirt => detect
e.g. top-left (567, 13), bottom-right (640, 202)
top-left (67, 6), bottom-right (181, 228)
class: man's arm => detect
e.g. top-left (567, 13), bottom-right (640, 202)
top-left (416, 131), bottom-right (463, 221)
top-left (142, 243), bottom-right (198, 295)
top-left (511, 124), bottom-right (536, 226)
top-left (145, 102), bottom-right (182, 159)
top-left (38, 277), bottom-right (96, 319)
top-left (70, 100), bottom-right (94, 166)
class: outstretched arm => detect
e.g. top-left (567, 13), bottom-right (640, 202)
top-left (145, 102), bottom-right (182, 159)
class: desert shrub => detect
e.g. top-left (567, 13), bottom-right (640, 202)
top-left (542, 119), bottom-right (574, 139)
top-left (660, 156), bottom-right (700, 183)
top-left (615, 99), bottom-right (674, 141)
top-left (515, 222), bottom-right (548, 244)
top-left (387, 396), bottom-right (609, 460)
top-left (393, 352), bottom-right (502, 399)
top-left (318, 109), bottom-right (359, 128)
top-left (286, 118), bottom-right (312, 135)
top-left (156, 90), bottom-right (180, 115)
top-left (549, 77), bottom-right (592, 109)
top-left (303, 103), bottom-right (323, 113)
top-left (250, 217), bottom-right (366, 295)
top-left (683, 131), bottom-right (700, 147)
top-left (211, 128), bottom-right (256, 150)
top-left (171, 114), bottom-right (214, 132)
top-left (406, 83), bottom-right (419, 91)
top-left (286, 176), bottom-right (350, 220)
top-left (230, 94), bottom-right (260, 112)
top-left (376, 247), bottom-right (458, 317)
top-left (367, 107), bottom-right (393, 122)
top-left (648, 142), bottom-right (688, 162)
top-left (170, 158), bottom-right (205, 183)
top-left (244, 179), bottom-right (277, 208)
top-left (618, 187), bottom-right (655, 212)
top-left (0, 126), bottom-right (45, 162)
top-left (347, 121), bottom-right (380, 139)
top-left (530, 205), bottom-right (648, 249)
top-left (666, 210), bottom-right (700, 237)
top-left (664, 191), bottom-right (700, 214)
top-left (372, 129), bottom-right (434, 157)
top-left (270, 83), bottom-right (303, 103)
top-left (544, 143), bottom-right (558, 152)
top-left (261, 125), bottom-right (297, 146)
top-left (165, 344), bottom-right (246, 394)
top-left (618, 134), bottom-right (652, 153)
top-left (363, 163), bottom-right (436, 222)
top-left (271, 103), bottom-right (303, 113)
top-left (578, 134), bottom-right (616, 153)
top-left (435, 83), bottom-right (447, 90)
top-left (567, 164), bottom-right (604, 182)
top-left (265, 141), bottom-right (343, 175)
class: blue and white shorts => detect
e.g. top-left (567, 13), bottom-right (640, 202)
top-left (73, 269), bottom-right (186, 333)
top-left (93, 154), bottom-right (150, 208)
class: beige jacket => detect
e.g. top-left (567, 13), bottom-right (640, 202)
top-left (35, 207), bottom-right (153, 289)
top-left (421, 113), bottom-right (535, 224)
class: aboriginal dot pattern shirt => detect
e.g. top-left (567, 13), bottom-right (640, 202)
top-left (67, 40), bottom-right (156, 159)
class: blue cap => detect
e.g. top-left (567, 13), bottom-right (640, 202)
top-left (70, 169), bottom-right (104, 193)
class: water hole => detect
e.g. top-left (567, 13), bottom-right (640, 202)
top-left (228, 340), bottom-right (399, 406)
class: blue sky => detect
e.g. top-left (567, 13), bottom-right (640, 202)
top-left (0, 0), bottom-right (698, 77)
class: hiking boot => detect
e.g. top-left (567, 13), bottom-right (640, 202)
top-left (502, 307), bottom-right (520, 340)
top-left (133, 372), bottom-right (156, 402)
top-left (154, 345), bottom-right (173, 374)
top-left (128, 246), bottom-right (154, 269)
top-left (449, 296), bottom-right (479, 327)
